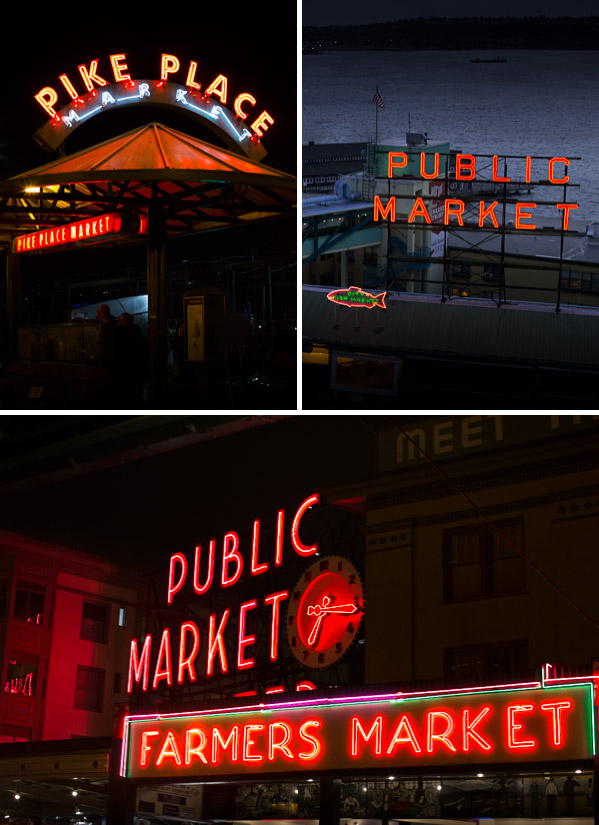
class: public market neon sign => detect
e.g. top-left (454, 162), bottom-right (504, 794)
top-left (127, 494), bottom-right (334, 695)
top-left (374, 152), bottom-right (579, 231)
top-left (33, 53), bottom-right (274, 157)
top-left (121, 679), bottom-right (594, 778)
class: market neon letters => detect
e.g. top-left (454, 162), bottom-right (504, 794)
top-left (123, 683), bottom-right (592, 778)
top-left (34, 52), bottom-right (274, 138)
top-left (129, 495), bottom-right (320, 694)
top-left (374, 195), bottom-right (578, 232)
top-left (377, 151), bottom-right (579, 232)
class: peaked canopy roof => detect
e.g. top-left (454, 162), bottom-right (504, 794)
top-left (0, 122), bottom-right (296, 239)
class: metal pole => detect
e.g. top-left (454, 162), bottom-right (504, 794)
top-left (319, 777), bottom-right (341, 825)
top-left (147, 194), bottom-right (167, 408)
top-left (556, 181), bottom-right (567, 313)
top-left (6, 245), bottom-right (20, 362)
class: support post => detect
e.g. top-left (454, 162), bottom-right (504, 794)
top-left (147, 196), bottom-right (167, 407)
top-left (6, 245), bottom-right (20, 362)
top-left (106, 737), bottom-right (136, 825)
top-left (319, 777), bottom-right (341, 825)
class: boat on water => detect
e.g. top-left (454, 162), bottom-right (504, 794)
top-left (471, 57), bottom-right (507, 63)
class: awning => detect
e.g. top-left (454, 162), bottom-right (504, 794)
top-left (0, 121), bottom-right (296, 240)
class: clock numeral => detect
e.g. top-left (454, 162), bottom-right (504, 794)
top-left (337, 561), bottom-right (343, 571)
top-left (288, 615), bottom-right (295, 626)
top-left (304, 571), bottom-right (312, 583)
top-left (302, 649), bottom-right (309, 661)
top-left (346, 622), bottom-right (355, 633)
top-left (319, 559), bottom-right (329, 571)
top-left (293, 590), bottom-right (301, 601)
top-left (348, 574), bottom-right (356, 585)
top-left (336, 642), bottom-right (343, 654)
top-left (291, 636), bottom-right (298, 647)
top-left (318, 653), bottom-right (325, 664)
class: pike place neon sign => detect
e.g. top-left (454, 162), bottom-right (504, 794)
top-left (33, 53), bottom-right (274, 158)
top-left (13, 213), bottom-right (145, 254)
top-left (121, 680), bottom-right (595, 778)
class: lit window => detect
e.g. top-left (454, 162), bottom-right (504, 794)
top-left (5, 660), bottom-right (37, 696)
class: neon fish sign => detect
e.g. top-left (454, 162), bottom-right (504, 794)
top-left (327, 286), bottom-right (387, 309)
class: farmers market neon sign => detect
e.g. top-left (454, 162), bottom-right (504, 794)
top-left (32, 53), bottom-right (274, 157)
top-left (374, 152), bottom-right (579, 231)
top-left (121, 678), bottom-right (595, 778)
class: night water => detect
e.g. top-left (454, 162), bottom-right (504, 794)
top-left (303, 50), bottom-right (599, 221)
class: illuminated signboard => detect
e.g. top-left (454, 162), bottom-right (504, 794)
top-left (33, 53), bottom-right (274, 158)
top-left (13, 213), bottom-right (144, 254)
top-left (327, 287), bottom-right (386, 310)
top-left (374, 152), bottom-right (579, 231)
top-left (127, 494), bottom-right (360, 695)
top-left (121, 679), bottom-right (594, 779)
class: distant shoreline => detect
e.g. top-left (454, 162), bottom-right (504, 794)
top-left (302, 16), bottom-right (599, 51)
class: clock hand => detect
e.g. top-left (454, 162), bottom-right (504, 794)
top-left (307, 612), bottom-right (326, 647)
top-left (306, 597), bottom-right (360, 646)
top-left (307, 602), bottom-right (358, 617)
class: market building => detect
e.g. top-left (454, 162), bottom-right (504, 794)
top-left (302, 140), bottom-right (599, 408)
top-left (2, 415), bottom-right (599, 825)
top-left (0, 45), bottom-right (296, 411)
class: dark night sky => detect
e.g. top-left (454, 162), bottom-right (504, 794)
top-left (0, 416), bottom-right (381, 571)
top-left (302, 0), bottom-right (599, 25)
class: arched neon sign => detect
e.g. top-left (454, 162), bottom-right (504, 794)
top-left (33, 53), bottom-right (275, 160)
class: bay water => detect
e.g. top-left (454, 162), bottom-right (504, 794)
top-left (303, 50), bottom-right (599, 221)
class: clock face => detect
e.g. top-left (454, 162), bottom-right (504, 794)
top-left (286, 556), bottom-right (364, 669)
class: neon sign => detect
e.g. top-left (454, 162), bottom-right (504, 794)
top-left (33, 53), bottom-right (274, 158)
top-left (128, 494), bottom-right (341, 695)
top-left (122, 680), bottom-right (594, 778)
top-left (12, 213), bottom-right (144, 254)
top-left (374, 152), bottom-right (579, 231)
top-left (327, 287), bottom-right (387, 310)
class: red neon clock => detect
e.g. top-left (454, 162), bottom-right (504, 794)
top-left (287, 556), bottom-right (364, 669)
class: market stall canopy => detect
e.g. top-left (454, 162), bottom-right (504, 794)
top-left (0, 122), bottom-right (296, 241)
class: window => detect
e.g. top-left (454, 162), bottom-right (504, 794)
top-left (446, 640), bottom-right (528, 681)
top-left (443, 519), bottom-right (525, 601)
top-left (74, 665), bottom-right (105, 712)
top-left (560, 269), bottom-right (580, 289)
top-left (4, 659), bottom-right (37, 696)
top-left (80, 601), bottom-right (108, 643)
top-left (13, 585), bottom-right (44, 624)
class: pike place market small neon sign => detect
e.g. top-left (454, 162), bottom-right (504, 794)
top-left (33, 54), bottom-right (274, 155)
top-left (13, 213), bottom-right (144, 253)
